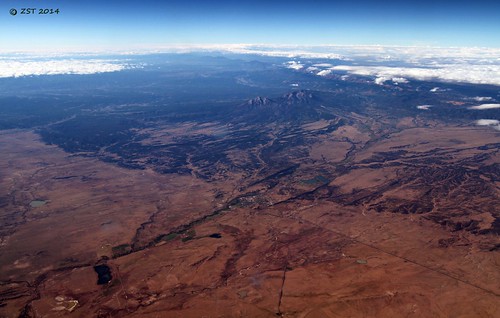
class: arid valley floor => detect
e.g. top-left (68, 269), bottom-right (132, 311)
top-left (1, 113), bottom-right (499, 317)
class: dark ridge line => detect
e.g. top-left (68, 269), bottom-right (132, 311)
top-left (220, 231), bottom-right (253, 286)
top-left (128, 194), bottom-right (245, 254)
top-left (0, 280), bottom-right (32, 286)
top-left (0, 288), bottom-right (31, 302)
top-left (247, 164), bottom-right (300, 187)
top-left (130, 203), bottom-right (166, 251)
top-left (276, 263), bottom-right (288, 317)
top-left (268, 181), bottom-right (331, 206)
top-left (135, 189), bottom-right (261, 249)
top-left (52, 175), bottom-right (78, 180)
top-left (122, 176), bottom-right (331, 260)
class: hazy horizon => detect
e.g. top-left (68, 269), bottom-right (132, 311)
top-left (2, 0), bottom-right (500, 52)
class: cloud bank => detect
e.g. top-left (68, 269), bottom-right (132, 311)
top-left (3, 45), bottom-right (500, 86)
top-left (203, 45), bottom-right (500, 87)
top-left (0, 58), bottom-right (133, 78)
top-left (328, 64), bottom-right (500, 86)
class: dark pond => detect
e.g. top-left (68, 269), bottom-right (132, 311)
top-left (94, 264), bottom-right (112, 285)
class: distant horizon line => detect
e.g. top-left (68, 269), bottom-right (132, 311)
top-left (1, 43), bottom-right (500, 55)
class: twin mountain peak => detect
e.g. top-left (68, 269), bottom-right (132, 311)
top-left (245, 90), bottom-right (316, 108)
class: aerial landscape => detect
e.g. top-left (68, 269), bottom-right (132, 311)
top-left (0, 1), bottom-right (499, 317)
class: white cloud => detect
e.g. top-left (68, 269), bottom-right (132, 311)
top-left (5, 44), bottom-right (499, 64)
top-left (313, 63), bottom-right (333, 67)
top-left (476, 119), bottom-right (499, 125)
top-left (475, 119), bottom-right (500, 130)
top-left (417, 105), bottom-right (432, 110)
top-left (0, 59), bottom-right (133, 78)
top-left (330, 64), bottom-right (500, 86)
top-left (285, 61), bottom-right (303, 70)
top-left (3, 45), bottom-right (500, 86)
top-left (392, 77), bottom-right (408, 84)
top-left (317, 69), bottom-right (332, 76)
top-left (217, 45), bottom-right (500, 87)
top-left (468, 104), bottom-right (500, 110)
top-left (147, 44), bottom-right (497, 66)
top-left (469, 96), bottom-right (493, 102)
top-left (374, 76), bottom-right (390, 85)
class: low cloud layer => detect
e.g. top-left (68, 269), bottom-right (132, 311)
top-left (475, 119), bottom-right (500, 130)
top-left (329, 64), bottom-right (500, 86)
top-left (468, 104), bottom-right (500, 110)
top-left (469, 96), bottom-right (493, 102)
top-left (0, 58), bottom-right (132, 78)
top-left (222, 45), bottom-right (500, 87)
top-left (3, 45), bottom-right (500, 86)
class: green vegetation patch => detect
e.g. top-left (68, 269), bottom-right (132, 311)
top-left (112, 244), bottom-right (132, 257)
top-left (181, 229), bottom-right (196, 242)
top-left (161, 233), bottom-right (178, 241)
top-left (30, 200), bottom-right (47, 208)
top-left (300, 175), bottom-right (329, 185)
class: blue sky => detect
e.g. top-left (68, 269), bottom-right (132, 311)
top-left (1, 0), bottom-right (499, 52)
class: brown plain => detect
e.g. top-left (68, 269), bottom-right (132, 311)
top-left (0, 116), bottom-right (499, 317)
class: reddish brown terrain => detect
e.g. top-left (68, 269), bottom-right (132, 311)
top-left (1, 109), bottom-right (499, 317)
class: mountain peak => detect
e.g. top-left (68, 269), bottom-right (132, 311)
top-left (247, 96), bottom-right (273, 107)
top-left (281, 90), bottom-right (315, 105)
